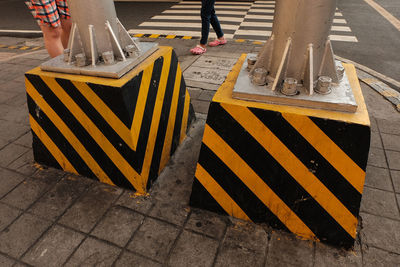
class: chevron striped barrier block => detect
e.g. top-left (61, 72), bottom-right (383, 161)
top-left (190, 54), bottom-right (370, 248)
top-left (25, 46), bottom-right (195, 194)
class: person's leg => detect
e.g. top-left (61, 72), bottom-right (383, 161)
top-left (60, 18), bottom-right (71, 48)
top-left (40, 24), bottom-right (64, 58)
top-left (210, 6), bottom-right (224, 40)
top-left (200, 0), bottom-right (214, 46)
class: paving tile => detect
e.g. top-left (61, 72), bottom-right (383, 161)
top-left (1, 177), bottom-right (52, 210)
top-left (368, 147), bottom-right (387, 168)
top-left (188, 88), bottom-right (202, 100)
top-left (365, 166), bottom-right (393, 191)
top-left (168, 230), bottom-right (219, 267)
top-left (381, 133), bottom-right (400, 152)
top-left (0, 90), bottom-right (19, 104)
top-left (0, 203), bottom-right (21, 232)
top-left (392, 170), bottom-right (400, 193)
top-left (91, 206), bottom-right (145, 247)
top-left (7, 92), bottom-right (28, 107)
top-left (191, 99), bottom-right (211, 114)
top-left (0, 120), bottom-right (29, 143)
top-left (7, 150), bottom-right (36, 176)
top-left (149, 201), bottom-right (189, 226)
top-left (0, 138), bottom-right (8, 149)
top-left (114, 251), bottom-right (162, 267)
top-left (266, 231), bottom-right (314, 267)
top-left (360, 212), bottom-right (400, 254)
top-left (224, 220), bottom-right (268, 252)
top-left (369, 117), bottom-right (378, 133)
top-left (28, 175), bottom-right (92, 221)
top-left (0, 254), bottom-right (15, 267)
top-left (198, 90), bottom-right (216, 102)
top-left (377, 119), bottom-right (400, 136)
top-left (0, 143), bottom-right (30, 168)
top-left (13, 131), bottom-right (32, 148)
top-left (360, 187), bottom-right (400, 220)
top-left (0, 167), bottom-right (25, 199)
top-left (22, 225), bottom-right (85, 267)
top-left (0, 80), bottom-right (23, 93)
top-left (314, 241), bottom-right (362, 267)
top-left (363, 246), bottom-right (400, 267)
top-left (59, 183), bottom-right (122, 233)
top-left (214, 238), bottom-right (265, 267)
top-left (0, 213), bottom-right (51, 258)
top-left (31, 166), bottom-right (66, 184)
top-left (386, 150), bottom-right (400, 170)
top-left (116, 190), bottom-right (153, 214)
top-left (65, 237), bottom-right (121, 267)
top-left (185, 208), bottom-right (227, 239)
top-left (0, 104), bottom-right (29, 125)
top-left (370, 130), bottom-right (383, 148)
top-left (127, 217), bottom-right (180, 262)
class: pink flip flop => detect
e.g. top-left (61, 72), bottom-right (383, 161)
top-left (190, 45), bottom-right (206, 55)
top-left (208, 39), bottom-right (227, 47)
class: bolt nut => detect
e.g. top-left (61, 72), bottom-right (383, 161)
top-left (75, 53), bottom-right (87, 67)
top-left (252, 68), bottom-right (268, 86)
top-left (316, 76), bottom-right (332, 94)
top-left (125, 44), bottom-right (138, 57)
top-left (281, 78), bottom-right (298, 96)
top-left (247, 56), bottom-right (257, 71)
top-left (102, 51), bottom-right (115, 65)
top-left (336, 65), bottom-right (345, 81)
top-left (63, 49), bottom-right (70, 62)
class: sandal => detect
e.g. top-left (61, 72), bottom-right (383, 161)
top-left (190, 45), bottom-right (206, 55)
top-left (208, 39), bottom-right (227, 47)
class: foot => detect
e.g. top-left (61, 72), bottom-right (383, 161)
top-left (190, 45), bottom-right (207, 55)
top-left (208, 38), bottom-right (227, 47)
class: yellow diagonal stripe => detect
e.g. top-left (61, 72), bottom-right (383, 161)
top-left (180, 90), bottom-right (190, 143)
top-left (39, 76), bottom-right (144, 193)
top-left (166, 35), bottom-right (176, 39)
top-left (29, 115), bottom-right (77, 174)
top-left (221, 103), bottom-right (358, 238)
top-left (140, 50), bottom-right (172, 186)
top-left (195, 164), bottom-right (251, 222)
top-left (26, 79), bottom-right (113, 186)
top-left (20, 46), bottom-right (30, 50)
top-left (283, 113), bottom-right (365, 194)
top-left (149, 34), bottom-right (160, 38)
top-left (203, 124), bottom-right (317, 240)
top-left (159, 66), bottom-right (182, 173)
top-left (131, 64), bottom-right (154, 145)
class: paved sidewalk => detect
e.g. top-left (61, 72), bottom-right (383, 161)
top-left (0, 36), bottom-right (400, 266)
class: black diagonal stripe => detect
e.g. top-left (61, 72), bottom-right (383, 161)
top-left (206, 103), bottom-right (354, 248)
top-left (31, 132), bottom-right (62, 170)
top-left (147, 52), bottom-right (178, 189)
top-left (134, 56), bottom-right (165, 173)
top-left (27, 95), bottom-right (94, 179)
top-left (250, 108), bottom-right (362, 217)
top-left (310, 117), bottom-right (370, 171)
top-left (86, 72), bottom-right (142, 129)
top-left (186, 103), bottom-right (196, 133)
top-left (26, 74), bottom-right (134, 190)
top-left (198, 143), bottom-right (289, 231)
top-left (170, 72), bottom-right (186, 156)
top-left (190, 177), bottom-right (228, 216)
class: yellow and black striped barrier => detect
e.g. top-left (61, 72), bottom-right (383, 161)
top-left (189, 54), bottom-right (370, 248)
top-left (25, 46), bottom-right (195, 194)
top-left (0, 44), bottom-right (43, 51)
top-left (131, 34), bottom-right (265, 45)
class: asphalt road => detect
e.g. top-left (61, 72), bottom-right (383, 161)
top-left (0, 0), bottom-right (399, 87)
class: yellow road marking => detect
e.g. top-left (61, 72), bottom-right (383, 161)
top-left (203, 124), bottom-right (317, 240)
top-left (222, 104), bottom-right (358, 238)
top-left (166, 35), bottom-right (176, 39)
top-left (235, 39), bottom-right (245, 43)
top-left (364, 0), bottom-right (400, 31)
top-left (134, 34), bottom-right (144, 37)
top-left (149, 34), bottom-right (160, 38)
top-left (29, 115), bottom-right (77, 174)
top-left (283, 114), bottom-right (365, 194)
top-left (26, 79), bottom-right (113, 186)
top-left (195, 164), bottom-right (251, 221)
top-left (20, 46), bottom-right (30, 50)
top-left (182, 36), bottom-right (192, 39)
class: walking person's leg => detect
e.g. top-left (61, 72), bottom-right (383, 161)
top-left (191, 0), bottom-right (213, 54)
top-left (208, 6), bottom-right (226, 46)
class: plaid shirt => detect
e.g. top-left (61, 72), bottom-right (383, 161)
top-left (25, 0), bottom-right (70, 28)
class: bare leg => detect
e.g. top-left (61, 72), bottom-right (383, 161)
top-left (40, 24), bottom-right (63, 58)
top-left (60, 18), bottom-right (72, 48)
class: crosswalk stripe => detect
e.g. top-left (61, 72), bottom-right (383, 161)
top-left (151, 15), bottom-right (244, 22)
top-left (330, 35), bottom-right (358, 42)
top-left (180, 1), bottom-right (252, 5)
top-left (244, 14), bottom-right (274, 20)
top-left (171, 5), bottom-right (251, 10)
top-left (162, 10), bottom-right (247, 15)
top-left (139, 22), bottom-right (240, 31)
top-left (128, 29), bottom-right (234, 39)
